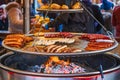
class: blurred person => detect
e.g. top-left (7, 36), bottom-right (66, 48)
top-left (0, 4), bottom-right (8, 30)
top-left (100, 0), bottom-right (114, 13)
top-left (100, 0), bottom-right (114, 34)
top-left (117, 0), bottom-right (120, 6)
top-left (5, 2), bottom-right (23, 33)
top-left (102, 11), bottom-right (113, 35)
top-left (47, 0), bottom-right (104, 33)
top-left (79, 0), bottom-right (104, 33)
top-left (112, 1), bottom-right (120, 37)
top-left (91, 4), bottom-right (104, 33)
top-left (0, 4), bottom-right (6, 20)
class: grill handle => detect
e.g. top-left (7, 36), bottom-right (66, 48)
top-left (99, 64), bottom-right (104, 80)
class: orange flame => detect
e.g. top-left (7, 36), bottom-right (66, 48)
top-left (45, 56), bottom-right (70, 68)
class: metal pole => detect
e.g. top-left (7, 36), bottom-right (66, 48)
top-left (23, 0), bottom-right (30, 34)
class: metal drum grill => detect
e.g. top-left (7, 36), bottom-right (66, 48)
top-left (2, 53), bottom-right (118, 74)
top-left (0, 52), bottom-right (120, 79)
top-left (0, 0), bottom-right (120, 80)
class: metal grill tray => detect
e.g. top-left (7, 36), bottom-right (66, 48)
top-left (2, 41), bottom-right (118, 56)
top-left (2, 33), bottom-right (119, 56)
top-left (36, 8), bottom-right (83, 13)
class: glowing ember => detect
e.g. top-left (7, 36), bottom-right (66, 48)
top-left (43, 62), bottom-right (85, 73)
top-left (27, 56), bottom-right (85, 73)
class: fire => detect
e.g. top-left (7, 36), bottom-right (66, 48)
top-left (41, 56), bottom-right (85, 73)
top-left (44, 56), bottom-right (70, 73)
top-left (46, 56), bottom-right (70, 66)
top-left (50, 56), bottom-right (60, 63)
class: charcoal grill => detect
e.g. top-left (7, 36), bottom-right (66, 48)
top-left (0, 52), bottom-right (120, 80)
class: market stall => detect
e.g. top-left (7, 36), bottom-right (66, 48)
top-left (0, 0), bottom-right (120, 80)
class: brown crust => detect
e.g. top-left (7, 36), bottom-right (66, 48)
top-left (4, 42), bottom-right (23, 46)
top-left (45, 45), bottom-right (57, 53)
top-left (50, 45), bottom-right (62, 53)
top-left (6, 34), bottom-right (25, 39)
top-left (24, 36), bottom-right (34, 42)
top-left (55, 45), bottom-right (67, 53)
top-left (85, 42), bottom-right (113, 51)
top-left (4, 34), bottom-right (26, 48)
top-left (4, 38), bottom-right (24, 43)
top-left (61, 5), bottom-right (69, 9)
top-left (72, 2), bottom-right (81, 9)
top-left (6, 44), bottom-right (22, 48)
top-left (50, 3), bottom-right (61, 9)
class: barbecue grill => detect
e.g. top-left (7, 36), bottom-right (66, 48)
top-left (1, 0), bottom-right (120, 80)
top-left (0, 52), bottom-right (120, 80)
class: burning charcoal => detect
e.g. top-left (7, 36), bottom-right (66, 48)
top-left (34, 65), bottom-right (41, 72)
top-left (28, 56), bottom-right (86, 74)
top-left (27, 65), bottom-right (41, 72)
top-left (44, 66), bottom-right (53, 73)
top-left (52, 62), bottom-right (56, 65)
top-left (40, 64), bottom-right (45, 73)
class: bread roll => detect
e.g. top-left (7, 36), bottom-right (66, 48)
top-left (40, 5), bottom-right (49, 9)
top-left (72, 2), bottom-right (81, 9)
top-left (61, 5), bottom-right (69, 9)
top-left (50, 3), bottom-right (61, 9)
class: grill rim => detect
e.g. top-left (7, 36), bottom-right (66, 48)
top-left (2, 40), bottom-right (119, 56)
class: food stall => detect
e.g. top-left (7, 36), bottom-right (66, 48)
top-left (0, 0), bottom-right (120, 80)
